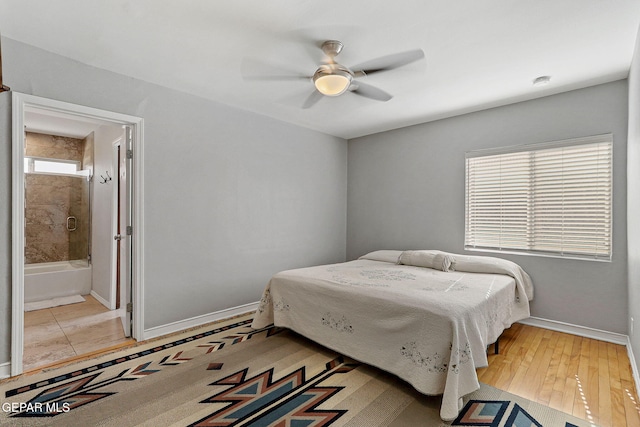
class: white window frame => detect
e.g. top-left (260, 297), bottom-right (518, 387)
top-left (465, 134), bottom-right (613, 262)
top-left (24, 156), bottom-right (81, 176)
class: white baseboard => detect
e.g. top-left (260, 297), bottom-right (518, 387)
top-left (628, 339), bottom-right (640, 398)
top-left (0, 361), bottom-right (10, 380)
top-left (518, 316), bottom-right (628, 345)
top-left (143, 302), bottom-right (259, 341)
top-left (90, 290), bottom-right (112, 310)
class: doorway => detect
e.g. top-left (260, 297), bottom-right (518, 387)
top-left (11, 93), bottom-right (144, 376)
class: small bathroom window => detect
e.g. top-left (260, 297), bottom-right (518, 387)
top-left (25, 157), bottom-right (80, 175)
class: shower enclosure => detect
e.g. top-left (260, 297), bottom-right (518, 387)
top-left (23, 131), bottom-right (93, 303)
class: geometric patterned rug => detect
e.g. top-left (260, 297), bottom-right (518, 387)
top-left (0, 314), bottom-right (599, 426)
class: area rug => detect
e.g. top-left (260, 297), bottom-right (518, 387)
top-left (0, 314), bottom-right (597, 426)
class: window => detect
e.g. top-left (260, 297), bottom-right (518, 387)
top-left (465, 134), bottom-right (612, 261)
top-left (24, 157), bottom-right (80, 175)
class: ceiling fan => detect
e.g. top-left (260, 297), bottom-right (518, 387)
top-left (243, 40), bottom-right (424, 109)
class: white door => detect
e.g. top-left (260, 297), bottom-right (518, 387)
top-left (116, 127), bottom-right (133, 336)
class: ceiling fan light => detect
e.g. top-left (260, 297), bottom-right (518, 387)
top-left (313, 68), bottom-right (352, 96)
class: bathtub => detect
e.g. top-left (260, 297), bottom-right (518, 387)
top-left (24, 261), bottom-right (92, 303)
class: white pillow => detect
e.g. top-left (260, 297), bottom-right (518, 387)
top-left (398, 250), bottom-right (454, 272)
top-left (358, 250), bottom-right (402, 264)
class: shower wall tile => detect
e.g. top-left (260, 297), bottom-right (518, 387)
top-left (26, 132), bottom-right (84, 161)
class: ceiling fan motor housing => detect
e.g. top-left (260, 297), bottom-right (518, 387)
top-left (321, 40), bottom-right (344, 57)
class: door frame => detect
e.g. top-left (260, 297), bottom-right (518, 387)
top-left (112, 137), bottom-right (132, 336)
top-left (11, 92), bottom-right (145, 376)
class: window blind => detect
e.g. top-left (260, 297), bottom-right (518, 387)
top-left (465, 135), bottom-right (612, 260)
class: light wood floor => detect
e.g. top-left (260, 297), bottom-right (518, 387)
top-left (23, 295), bottom-right (135, 372)
top-left (478, 323), bottom-right (640, 427)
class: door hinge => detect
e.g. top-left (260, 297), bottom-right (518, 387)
top-left (126, 149), bottom-right (133, 160)
top-left (126, 302), bottom-right (133, 313)
top-left (126, 226), bottom-right (133, 235)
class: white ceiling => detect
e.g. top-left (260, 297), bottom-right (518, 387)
top-left (24, 110), bottom-right (115, 139)
top-left (1, 0), bottom-right (640, 139)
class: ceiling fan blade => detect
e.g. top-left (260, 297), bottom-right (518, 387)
top-left (241, 58), bottom-right (310, 82)
top-left (350, 49), bottom-right (425, 76)
top-left (243, 74), bottom-right (309, 82)
top-left (350, 81), bottom-right (392, 102)
top-left (301, 90), bottom-right (323, 109)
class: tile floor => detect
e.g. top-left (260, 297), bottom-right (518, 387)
top-left (23, 294), bottom-right (134, 372)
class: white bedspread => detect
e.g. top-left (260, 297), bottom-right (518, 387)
top-left (252, 256), bottom-right (532, 420)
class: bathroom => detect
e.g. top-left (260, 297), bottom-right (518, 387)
top-left (21, 110), bottom-right (133, 372)
top-left (24, 131), bottom-right (93, 307)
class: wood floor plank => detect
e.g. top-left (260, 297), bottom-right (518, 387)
top-left (571, 337), bottom-right (591, 422)
top-left (537, 330), bottom-right (561, 405)
top-left (532, 344), bottom-right (554, 405)
top-left (598, 340), bottom-right (613, 427)
top-left (560, 334), bottom-right (583, 416)
top-left (586, 339), bottom-right (600, 425)
top-left (548, 332), bottom-right (575, 411)
top-left (478, 325), bottom-right (524, 388)
top-left (480, 324), bottom-right (640, 427)
top-left (493, 359), bottom-right (518, 391)
top-left (493, 324), bottom-right (526, 391)
top-left (606, 342), bottom-right (626, 427)
top-left (621, 379), bottom-right (640, 427)
top-left (616, 344), bottom-right (640, 426)
top-left (507, 326), bottom-right (545, 400)
top-left (560, 375), bottom-right (578, 417)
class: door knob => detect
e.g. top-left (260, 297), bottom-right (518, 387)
top-left (114, 234), bottom-right (123, 241)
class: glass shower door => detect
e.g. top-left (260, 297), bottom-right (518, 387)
top-left (68, 175), bottom-right (91, 267)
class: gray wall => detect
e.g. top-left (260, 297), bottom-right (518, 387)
top-left (627, 26), bottom-right (640, 371)
top-left (0, 37), bottom-right (347, 364)
top-left (0, 92), bottom-right (11, 365)
top-left (91, 125), bottom-right (126, 305)
top-left (348, 81), bottom-right (629, 334)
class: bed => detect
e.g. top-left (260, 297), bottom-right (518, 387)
top-left (251, 249), bottom-right (533, 420)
